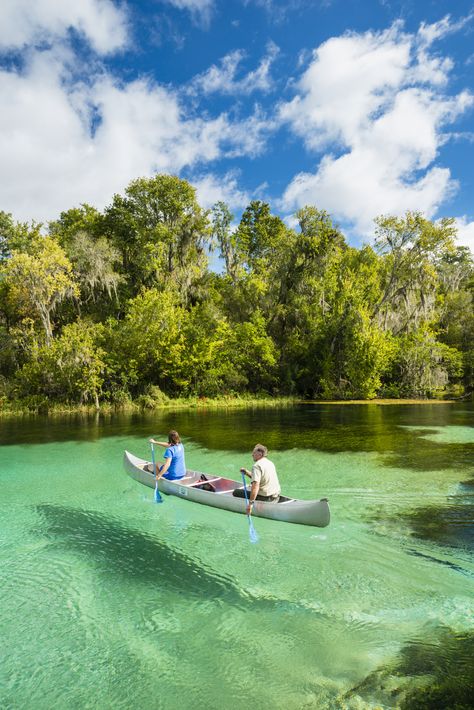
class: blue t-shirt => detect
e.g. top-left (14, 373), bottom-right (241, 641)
top-left (162, 443), bottom-right (186, 480)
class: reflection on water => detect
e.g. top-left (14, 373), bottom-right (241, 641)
top-left (1, 403), bottom-right (473, 709)
top-left (2, 404), bottom-right (473, 475)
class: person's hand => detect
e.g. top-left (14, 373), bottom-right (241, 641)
top-left (246, 502), bottom-right (253, 515)
top-left (240, 467), bottom-right (246, 473)
top-left (149, 438), bottom-right (156, 444)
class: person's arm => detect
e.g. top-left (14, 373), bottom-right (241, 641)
top-left (246, 481), bottom-right (260, 515)
top-left (155, 456), bottom-right (171, 479)
top-left (149, 438), bottom-right (169, 448)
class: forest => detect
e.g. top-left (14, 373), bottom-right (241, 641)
top-left (0, 174), bottom-right (473, 411)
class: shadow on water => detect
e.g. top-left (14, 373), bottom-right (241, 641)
top-left (35, 504), bottom-right (252, 608)
top-left (344, 626), bottom-right (474, 709)
top-left (34, 504), bottom-right (317, 616)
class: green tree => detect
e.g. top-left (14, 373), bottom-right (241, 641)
top-left (106, 289), bottom-right (189, 395)
top-left (65, 231), bottom-right (123, 306)
top-left (373, 212), bottom-right (456, 333)
top-left (236, 200), bottom-right (286, 272)
top-left (0, 211), bottom-right (43, 259)
top-left (386, 327), bottom-right (463, 397)
top-left (49, 204), bottom-right (124, 319)
top-left (211, 201), bottom-right (241, 283)
top-left (49, 204), bottom-right (105, 247)
top-left (215, 202), bottom-right (290, 328)
top-left (289, 246), bottom-right (393, 399)
top-left (15, 321), bottom-right (106, 407)
top-left (184, 305), bottom-right (277, 396)
top-left (104, 175), bottom-right (211, 302)
top-left (436, 246), bottom-right (474, 394)
top-left (1, 237), bottom-right (79, 344)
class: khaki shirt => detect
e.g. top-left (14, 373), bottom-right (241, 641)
top-left (251, 456), bottom-right (281, 497)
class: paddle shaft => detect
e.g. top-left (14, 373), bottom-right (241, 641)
top-left (151, 442), bottom-right (163, 503)
top-left (241, 471), bottom-right (258, 543)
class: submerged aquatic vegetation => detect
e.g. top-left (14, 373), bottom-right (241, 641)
top-left (402, 502), bottom-right (474, 550)
top-left (372, 473), bottom-right (474, 552)
top-left (398, 629), bottom-right (474, 709)
top-left (344, 627), bottom-right (474, 709)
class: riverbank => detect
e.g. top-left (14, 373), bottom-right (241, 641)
top-left (306, 398), bottom-right (457, 405)
top-left (0, 394), bottom-right (463, 418)
top-left (0, 394), bottom-right (300, 417)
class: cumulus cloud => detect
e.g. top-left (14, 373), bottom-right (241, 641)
top-left (0, 47), bottom-right (273, 222)
top-left (0, 0), bottom-right (128, 54)
top-left (191, 171), bottom-right (251, 210)
top-left (454, 217), bottom-right (474, 252)
top-left (280, 19), bottom-right (474, 233)
top-left (189, 42), bottom-right (279, 96)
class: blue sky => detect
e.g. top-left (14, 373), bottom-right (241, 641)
top-left (1, 0), bottom-right (473, 250)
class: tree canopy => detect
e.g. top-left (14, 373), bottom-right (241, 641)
top-left (0, 175), bottom-right (472, 409)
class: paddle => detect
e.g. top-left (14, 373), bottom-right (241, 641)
top-left (241, 471), bottom-right (259, 544)
top-left (150, 441), bottom-right (163, 504)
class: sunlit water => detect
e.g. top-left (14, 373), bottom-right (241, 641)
top-left (1, 404), bottom-right (473, 709)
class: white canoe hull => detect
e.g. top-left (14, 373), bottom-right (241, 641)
top-left (123, 451), bottom-right (330, 528)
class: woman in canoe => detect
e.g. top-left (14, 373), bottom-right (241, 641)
top-left (149, 430), bottom-right (186, 481)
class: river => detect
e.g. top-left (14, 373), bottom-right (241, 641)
top-left (1, 403), bottom-right (473, 709)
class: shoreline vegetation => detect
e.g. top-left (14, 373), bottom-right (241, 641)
top-left (0, 394), bottom-right (462, 418)
top-left (1, 175), bottom-right (473, 411)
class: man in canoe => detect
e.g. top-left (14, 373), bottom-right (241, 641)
top-left (235, 444), bottom-right (281, 514)
top-left (149, 430), bottom-right (186, 481)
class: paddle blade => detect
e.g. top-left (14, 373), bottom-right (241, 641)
top-left (248, 516), bottom-right (259, 544)
top-left (154, 483), bottom-right (163, 504)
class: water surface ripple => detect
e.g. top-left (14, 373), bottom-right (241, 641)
top-left (1, 403), bottom-right (473, 709)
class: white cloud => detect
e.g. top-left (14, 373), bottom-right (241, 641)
top-left (280, 20), bottom-right (474, 234)
top-left (280, 24), bottom-right (411, 150)
top-left (189, 42), bottom-right (279, 96)
top-left (0, 0), bottom-right (128, 54)
top-left (190, 49), bottom-right (245, 94)
top-left (417, 12), bottom-right (474, 48)
top-left (161, 0), bottom-right (214, 27)
top-left (192, 172), bottom-right (250, 210)
top-left (454, 217), bottom-right (474, 252)
top-left (0, 48), bottom-right (273, 222)
top-left (242, 0), bottom-right (299, 23)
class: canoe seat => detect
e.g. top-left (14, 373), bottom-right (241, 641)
top-left (192, 474), bottom-right (216, 492)
top-left (191, 476), bottom-right (239, 494)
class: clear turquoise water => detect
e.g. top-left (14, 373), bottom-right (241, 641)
top-left (1, 404), bottom-right (473, 709)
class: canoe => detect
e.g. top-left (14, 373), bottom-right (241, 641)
top-left (123, 450), bottom-right (330, 528)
